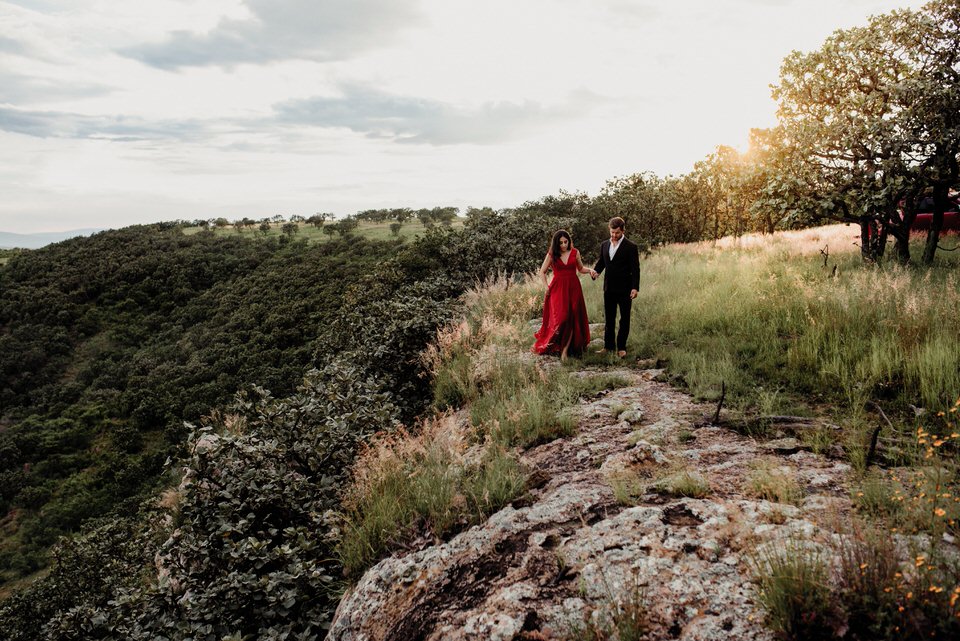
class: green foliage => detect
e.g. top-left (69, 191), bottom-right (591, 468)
top-left (3, 362), bottom-right (397, 640)
top-left (620, 228), bottom-right (960, 425)
top-left (651, 469), bottom-right (711, 499)
top-left (0, 228), bottom-right (400, 582)
top-left (469, 356), bottom-right (577, 448)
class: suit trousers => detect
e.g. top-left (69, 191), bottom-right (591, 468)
top-left (603, 290), bottom-right (632, 351)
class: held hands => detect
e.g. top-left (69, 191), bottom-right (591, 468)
top-left (630, 289), bottom-right (638, 299)
top-left (590, 269), bottom-right (598, 280)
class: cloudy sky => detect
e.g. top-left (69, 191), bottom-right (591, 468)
top-left (0, 0), bottom-right (926, 233)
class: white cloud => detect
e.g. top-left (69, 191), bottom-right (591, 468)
top-left (273, 84), bottom-right (606, 145)
top-left (120, 0), bottom-right (424, 69)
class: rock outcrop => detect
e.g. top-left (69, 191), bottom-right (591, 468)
top-left (329, 366), bottom-right (852, 640)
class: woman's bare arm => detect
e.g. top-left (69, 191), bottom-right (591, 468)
top-left (576, 250), bottom-right (591, 274)
top-left (539, 253), bottom-right (553, 286)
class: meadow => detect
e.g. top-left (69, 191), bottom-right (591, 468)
top-left (582, 225), bottom-right (960, 442)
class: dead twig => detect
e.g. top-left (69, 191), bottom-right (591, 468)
top-left (866, 401), bottom-right (894, 468)
top-left (711, 381), bottom-right (725, 425)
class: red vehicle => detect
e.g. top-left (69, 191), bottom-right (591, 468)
top-left (911, 192), bottom-right (960, 232)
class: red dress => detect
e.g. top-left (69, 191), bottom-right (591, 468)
top-left (533, 248), bottom-right (591, 356)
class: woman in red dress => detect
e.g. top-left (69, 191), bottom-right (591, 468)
top-left (532, 230), bottom-right (592, 360)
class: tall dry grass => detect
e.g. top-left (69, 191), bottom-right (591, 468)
top-left (596, 225), bottom-right (960, 425)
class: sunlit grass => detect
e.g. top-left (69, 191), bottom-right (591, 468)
top-left (615, 224), bottom-right (960, 421)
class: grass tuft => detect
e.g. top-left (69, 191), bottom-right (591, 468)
top-left (750, 539), bottom-right (836, 640)
top-left (746, 460), bottom-right (804, 506)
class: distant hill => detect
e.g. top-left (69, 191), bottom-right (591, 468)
top-left (0, 229), bottom-right (103, 249)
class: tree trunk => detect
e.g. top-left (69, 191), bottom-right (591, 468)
top-left (859, 218), bottom-right (885, 262)
top-left (892, 228), bottom-right (911, 264)
top-left (859, 220), bottom-right (872, 261)
top-left (921, 184), bottom-right (949, 265)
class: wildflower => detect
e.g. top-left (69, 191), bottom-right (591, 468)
top-left (916, 556), bottom-right (926, 567)
top-left (930, 586), bottom-right (944, 593)
top-left (935, 508), bottom-right (946, 517)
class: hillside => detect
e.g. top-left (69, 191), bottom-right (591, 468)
top-left (0, 224), bottom-right (419, 588)
top-left (1, 219), bottom-right (958, 639)
top-left (332, 225), bottom-right (960, 640)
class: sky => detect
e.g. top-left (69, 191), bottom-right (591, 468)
top-left (0, 0), bottom-right (928, 233)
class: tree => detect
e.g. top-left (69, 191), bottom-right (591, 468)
top-left (336, 217), bottom-right (359, 236)
top-left (416, 209), bottom-right (435, 228)
top-left (281, 222), bottom-right (299, 237)
top-left (307, 213), bottom-right (329, 229)
top-left (769, 0), bottom-right (960, 264)
top-left (389, 222), bottom-right (403, 236)
top-left (431, 207), bottom-right (458, 227)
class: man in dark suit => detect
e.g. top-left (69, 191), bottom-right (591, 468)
top-left (590, 217), bottom-right (640, 358)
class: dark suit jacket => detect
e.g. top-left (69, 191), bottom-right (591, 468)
top-left (594, 237), bottom-right (640, 294)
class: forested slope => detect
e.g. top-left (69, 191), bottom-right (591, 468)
top-left (0, 226), bottom-right (397, 580)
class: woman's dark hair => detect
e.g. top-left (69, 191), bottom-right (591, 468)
top-left (550, 230), bottom-right (573, 259)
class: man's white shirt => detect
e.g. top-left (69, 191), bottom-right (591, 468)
top-left (608, 238), bottom-right (622, 260)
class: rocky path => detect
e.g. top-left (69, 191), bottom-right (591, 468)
top-left (329, 358), bottom-right (852, 641)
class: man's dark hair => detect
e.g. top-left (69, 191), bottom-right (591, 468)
top-left (609, 217), bottom-right (625, 230)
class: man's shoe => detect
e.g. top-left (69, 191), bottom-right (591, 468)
top-left (596, 348), bottom-right (609, 354)
top-left (617, 350), bottom-right (627, 358)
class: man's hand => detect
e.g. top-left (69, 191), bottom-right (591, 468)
top-left (629, 289), bottom-right (638, 299)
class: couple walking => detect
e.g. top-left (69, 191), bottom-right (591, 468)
top-left (532, 217), bottom-right (640, 360)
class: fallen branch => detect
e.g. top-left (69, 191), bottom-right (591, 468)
top-left (711, 381), bottom-right (725, 424)
top-left (866, 401), bottom-right (894, 468)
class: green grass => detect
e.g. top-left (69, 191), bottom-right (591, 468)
top-left (604, 225), bottom-right (960, 420)
top-left (750, 539), bottom-right (835, 640)
top-left (563, 571), bottom-right (650, 641)
top-left (338, 434), bottom-right (525, 579)
top-left (469, 356), bottom-right (578, 448)
top-left (651, 468), bottom-right (710, 498)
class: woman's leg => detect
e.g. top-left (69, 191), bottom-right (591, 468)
top-left (560, 326), bottom-right (573, 361)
